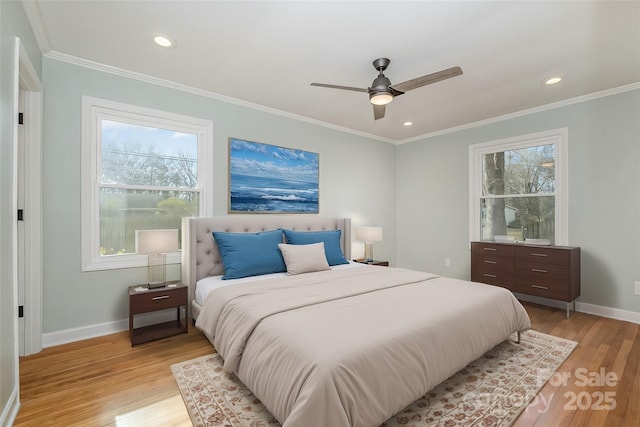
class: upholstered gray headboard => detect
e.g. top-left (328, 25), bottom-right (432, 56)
top-left (181, 216), bottom-right (351, 312)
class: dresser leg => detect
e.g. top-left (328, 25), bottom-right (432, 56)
top-left (566, 301), bottom-right (576, 318)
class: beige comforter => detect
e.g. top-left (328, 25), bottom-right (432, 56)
top-left (196, 266), bottom-right (531, 427)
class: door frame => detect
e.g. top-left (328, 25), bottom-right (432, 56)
top-left (16, 37), bottom-right (43, 356)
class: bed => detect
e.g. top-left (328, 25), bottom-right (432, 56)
top-left (181, 215), bottom-right (531, 427)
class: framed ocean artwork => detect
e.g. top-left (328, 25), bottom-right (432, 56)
top-left (228, 138), bottom-right (319, 213)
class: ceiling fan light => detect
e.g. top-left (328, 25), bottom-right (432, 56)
top-left (370, 92), bottom-right (393, 106)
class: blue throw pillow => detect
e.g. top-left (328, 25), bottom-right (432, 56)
top-left (213, 229), bottom-right (286, 280)
top-left (282, 229), bottom-right (349, 266)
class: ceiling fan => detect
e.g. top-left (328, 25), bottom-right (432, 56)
top-left (311, 58), bottom-right (463, 120)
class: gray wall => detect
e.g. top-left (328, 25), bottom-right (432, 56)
top-left (0, 0), bottom-right (42, 421)
top-left (41, 57), bottom-right (397, 334)
top-left (396, 89), bottom-right (640, 313)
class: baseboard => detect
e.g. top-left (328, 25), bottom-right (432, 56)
top-left (575, 301), bottom-right (640, 325)
top-left (41, 297), bottom-right (640, 348)
top-left (43, 308), bottom-right (186, 348)
top-left (43, 318), bottom-right (128, 348)
top-left (515, 293), bottom-right (640, 325)
top-left (0, 387), bottom-right (20, 427)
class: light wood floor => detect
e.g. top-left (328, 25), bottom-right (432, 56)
top-left (14, 302), bottom-right (640, 427)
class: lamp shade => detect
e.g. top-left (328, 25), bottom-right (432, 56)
top-left (135, 229), bottom-right (179, 254)
top-left (355, 227), bottom-right (383, 243)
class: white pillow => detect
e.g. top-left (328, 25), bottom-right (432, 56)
top-left (278, 242), bottom-right (330, 275)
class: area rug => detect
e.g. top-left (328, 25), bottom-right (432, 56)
top-left (171, 330), bottom-right (577, 427)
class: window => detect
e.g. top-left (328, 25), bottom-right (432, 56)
top-left (82, 97), bottom-right (213, 271)
top-left (469, 129), bottom-right (568, 245)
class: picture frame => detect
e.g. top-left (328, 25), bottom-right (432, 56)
top-left (228, 138), bottom-right (319, 214)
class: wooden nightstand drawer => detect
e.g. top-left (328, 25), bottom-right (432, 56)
top-left (130, 286), bottom-right (187, 314)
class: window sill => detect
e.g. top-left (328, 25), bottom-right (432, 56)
top-left (82, 252), bottom-right (181, 272)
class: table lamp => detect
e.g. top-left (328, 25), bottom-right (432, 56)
top-left (135, 229), bottom-right (178, 288)
top-left (355, 226), bottom-right (383, 263)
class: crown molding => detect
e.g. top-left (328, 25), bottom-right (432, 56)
top-left (397, 81), bottom-right (640, 145)
top-left (44, 51), bottom-right (395, 144)
top-left (21, 0), bottom-right (51, 53)
top-left (40, 48), bottom-right (640, 147)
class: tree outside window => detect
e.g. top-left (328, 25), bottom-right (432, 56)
top-left (481, 144), bottom-right (555, 242)
top-left (81, 97), bottom-right (213, 271)
top-left (99, 121), bottom-right (199, 256)
top-left (469, 129), bottom-right (567, 246)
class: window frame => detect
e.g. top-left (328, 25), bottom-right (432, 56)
top-left (81, 96), bottom-right (213, 271)
top-left (468, 128), bottom-right (568, 245)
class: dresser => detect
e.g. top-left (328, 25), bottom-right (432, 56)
top-left (471, 241), bottom-right (580, 317)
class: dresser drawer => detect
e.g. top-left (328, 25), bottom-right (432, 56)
top-left (471, 242), bottom-right (514, 258)
top-left (471, 265), bottom-right (514, 289)
top-left (514, 246), bottom-right (569, 266)
top-left (515, 261), bottom-right (569, 284)
top-left (472, 252), bottom-right (512, 269)
top-left (129, 286), bottom-right (187, 314)
top-left (512, 278), bottom-right (569, 300)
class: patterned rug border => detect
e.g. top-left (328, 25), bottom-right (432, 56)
top-left (171, 330), bottom-right (577, 427)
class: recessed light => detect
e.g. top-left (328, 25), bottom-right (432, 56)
top-left (544, 76), bottom-right (562, 85)
top-left (403, 121), bottom-right (413, 127)
top-left (153, 34), bottom-right (175, 48)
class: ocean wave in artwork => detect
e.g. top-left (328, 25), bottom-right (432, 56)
top-left (230, 174), bottom-right (318, 213)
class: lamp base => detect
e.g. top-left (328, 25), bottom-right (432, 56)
top-left (147, 253), bottom-right (166, 288)
top-left (364, 242), bottom-right (374, 263)
top-left (147, 282), bottom-right (167, 289)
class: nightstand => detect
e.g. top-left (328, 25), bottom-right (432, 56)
top-left (128, 282), bottom-right (188, 346)
top-left (353, 259), bottom-right (389, 267)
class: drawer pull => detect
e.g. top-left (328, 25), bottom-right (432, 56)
top-left (152, 295), bottom-right (170, 301)
top-left (531, 284), bottom-right (549, 290)
top-left (483, 248), bottom-right (497, 251)
top-left (530, 253), bottom-right (548, 257)
top-left (483, 273), bottom-right (497, 278)
top-left (531, 268), bottom-right (548, 273)
top-left (484, 260), bottom-right (497, 264)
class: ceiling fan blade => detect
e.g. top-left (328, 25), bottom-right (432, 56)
top-left (310, 82), bottom-right (368, 93)
top-left (389, 87), bottom-right (405, 97)
top-left (373, 104), bottom-right (385, 120)
top-left (391, 66), bottom-right (463, 93)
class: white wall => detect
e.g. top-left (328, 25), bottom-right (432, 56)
top-left (396, 88), bottom-right (640, 313)
top-left (41, 56), bottom-right (396, 338)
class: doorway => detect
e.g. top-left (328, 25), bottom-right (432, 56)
top-left (16, 39), bottom-right (43, 356)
